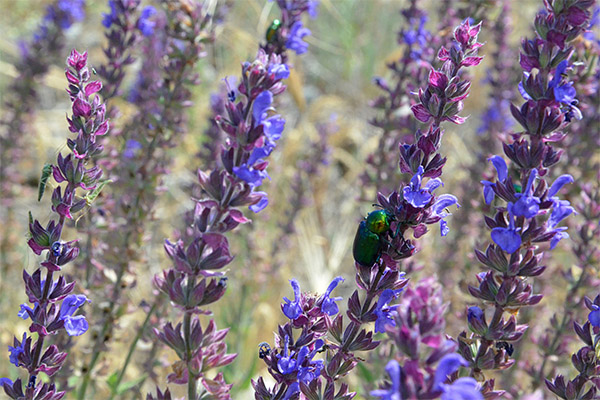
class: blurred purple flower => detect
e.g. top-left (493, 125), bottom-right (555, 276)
top-left (138, 6), bottom-right (157, 36)
top-left (268, 63), bottom-right (290, 80)
top-left (433, 353), bottom-right (468, 389)
top-left (249, 194), bottom-right (269, 213)
top-left (53, 0), bottom-right (86, 29)
top-left (370, 360), bottom-right (401, 400)
top-left (286, 21), bottom-right (311, 55)
top-left (123, 139), bottom-right (142, 158)
top-left (441, 378), bottom-right (482, 400)
top-left (320, 276), bottom-right (344, 316)
top-left (402, 16), bottom-right (429, 60)
top-left (282, 279), bottom-right (302, 320)
top-left (102, 0), bottom-right (118, 28)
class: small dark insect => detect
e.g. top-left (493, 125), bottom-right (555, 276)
top-left (258, 342), bottom-right (271, 359)
top-left (28, 375), bottom-right (36, 388)
top-left (51, 241), bottom-right (62, 257)
top-left (218, 277), bottom-right (228, 288)
top-left (265, 19), bottom-right (282, 43)
top-left (495, 341), bottom-right (514, 356)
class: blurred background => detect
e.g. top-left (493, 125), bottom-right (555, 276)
top-left (1, 0), bottom-right (595, 398)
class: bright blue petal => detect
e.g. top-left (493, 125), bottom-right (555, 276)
top-left (434, 354), bottom-right (468, 389)
top-left (487, 156), bottom-right (507, 182)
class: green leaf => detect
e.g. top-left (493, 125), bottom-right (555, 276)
top-left (38, 163), bottom-right (53, 202)
top-left (84, 179), bottom-right (112, 206)
top-left (106, 372), bottom-right (119, 391)
top-left (106, 372), bottom-right (147, 395)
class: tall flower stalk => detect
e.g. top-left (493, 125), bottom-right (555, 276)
top-left (76, 2), bottom-right (213, 398)
top-left (0, 0), bottom-right (85, 286)
top-left (149, 1), bottom-right (317, 399)
top-left (370, 19), bottom-right (488, 400)
top-left (1, 49), bottom-right (108, 400)
top-left (254, 17), bottom-right (483, 400)
top-left (544, 295), bottom-right (600, 399)
top-left (458, 0), bottom-right (595, 389)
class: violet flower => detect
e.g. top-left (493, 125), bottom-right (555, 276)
top-left (2, 49), bottom-right (108, 400)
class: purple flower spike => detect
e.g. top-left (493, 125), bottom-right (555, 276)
top-left (320, 276), bottom-right (344, 316)
top-left (137, 6), bottom-right (157, 36)
top-left (285, 21), bottom-right (311, 55)
top-left (370, 360), bottom-right (402, 400)
top-left (282, 279), bottom-right (303, 320)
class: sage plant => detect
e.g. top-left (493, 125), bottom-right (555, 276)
top-left (76, 2), bottom-right (213, 398)
top-left (458, 0), bottom-right (595, 388)
top-left (253, 17), bottom-right (483, 400)
top-left (149, 1), bottom-right (317, 399)
top-left (1, 49), bottom-right (108, 400)
top-left (528, 12), bottom-right (600, 387)
top-left (545, 295), bottom-right (600, 399)
top-left (0, 0), bottom-right (85, 279)
top-left (369, 19), bottom-right (488, 400)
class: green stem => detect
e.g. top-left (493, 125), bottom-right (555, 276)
top-left (108, 302), bottom-right (158, 400)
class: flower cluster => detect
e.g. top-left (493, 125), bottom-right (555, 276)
top-left (458, 0), bottom-right (595, 386)
top-left (2, 49), bottom-right (107, 400)
top-left (261, 0), bottom-right (318, 62)
top-left (371, 18), bottom-right (484, 260)
top-left (98, 0), bottom-right (157, 101)
top-left (372, 278), bottom-right (499, 400)
top-left (545, 295), bottom-right (600, 400)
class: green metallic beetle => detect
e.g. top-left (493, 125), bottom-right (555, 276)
top-left (352, 209), bottom-right (395, 266)
top-left (266, 19), bottom-right (282, 43)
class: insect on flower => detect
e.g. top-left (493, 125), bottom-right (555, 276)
top-left (258, 342), bottom-right (271, 359)
top-left (352, 207), bottom-right (399, 266)
top-left (266, 19), bottom-right (282, 43)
